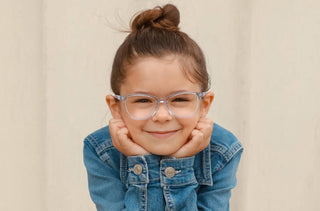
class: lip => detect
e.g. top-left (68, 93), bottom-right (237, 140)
top-left (146, 130), bottom-right (179, 139)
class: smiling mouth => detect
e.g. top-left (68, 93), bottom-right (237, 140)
top-left (146, 130), bottom-right (179, 139)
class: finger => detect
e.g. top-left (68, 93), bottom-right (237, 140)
top-left (188, 130), bottom-right (210, 154)
top-left (196, 118), bottom-right (213, 130)
top-left (197, 116), bottom-right (212, 123)
top-left (189, 128), bottom-right (201, 140)
top-left (109, 120), bottom-right (128, 145)
top-left (190, 129), bottom-right (209, 147)
top-left (116, 127), bottom-right (130, 143)
top-left (111, 127), bottom-right (129, 148)
top-left (109, 118), bottom-right (126, 128)
top-left (172, 130), bottom-right (205, 158)
top-left (195, 119), bottom-right (214, 140)
top-left (114, 127), bottom-right (149, 156)
top-left (109, 118), bottom-right (149, 156)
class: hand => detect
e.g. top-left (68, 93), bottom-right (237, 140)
top-left (170, 117), bottom-right (214, 158)
top-left (109, 118), bottom-right (149, 156)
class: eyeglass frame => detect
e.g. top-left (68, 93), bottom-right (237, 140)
top-left (114, 91), bottom-right (207, 120)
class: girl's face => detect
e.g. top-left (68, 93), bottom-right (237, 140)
top-left (110, 55), bottom-right (213, 156)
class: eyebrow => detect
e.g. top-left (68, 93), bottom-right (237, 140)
top-left (128, 90), bottom-right (195, 96)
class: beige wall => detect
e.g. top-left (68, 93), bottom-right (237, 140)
top-left (0, 0), bottom-right (45, 210)
top-left (1, 0), bottom-right (319, 210)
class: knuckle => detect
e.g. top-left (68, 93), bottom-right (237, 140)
top-left (116, 130), bottom-right (122, 136)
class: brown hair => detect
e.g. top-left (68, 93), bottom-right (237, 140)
top-left (110, 4), bottom-right (210, 94)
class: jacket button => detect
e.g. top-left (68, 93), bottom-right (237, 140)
top-left (164, 167), bottom-right (176, 178)
top-left (133, 164), bottom-right (143, 175)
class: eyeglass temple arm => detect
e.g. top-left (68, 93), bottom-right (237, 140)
top-left (199, 91), bottom-right (208, 98)
top-left (113, 95), bottom-right (123, 101)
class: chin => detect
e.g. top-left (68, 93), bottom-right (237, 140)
top-left (150, 149), bottom-right (175, 156)
top-left (146, 142), bottom-right (183, 156)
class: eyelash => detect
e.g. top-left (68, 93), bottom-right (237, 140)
top-left (134, 98), bottom-right (152, 103)
top-left (172, 97), bottom-right (189, 102)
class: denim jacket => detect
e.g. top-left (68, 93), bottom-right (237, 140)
top-left (83, 123), bottom-right (243, 211)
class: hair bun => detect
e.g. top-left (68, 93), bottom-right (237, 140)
top-left (131, 4), bottom-right (180, 32)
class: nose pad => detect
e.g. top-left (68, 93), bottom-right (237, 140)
top-left (152, 102), bottom-right (172, 121)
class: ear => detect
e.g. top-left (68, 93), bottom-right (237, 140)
top-left (106, 95), bottom-right (122, 119)
top-left (200, 91), bottom-right (214, 117)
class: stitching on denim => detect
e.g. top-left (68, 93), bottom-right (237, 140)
top-left (216, 145), bottom-right (243, 171)
top-left (140, 183), bottom-right (147, 211)
top-left (86, 127), bottom-right (114, 155)
top-left (211, 141), bottom-right (243, 161)
top-left (224, 142), bottom-right (243, 162)
top-left (211, 143), bottom-right (228, 161)
top-left (211, 142), bottom-right (227, 153)
top-left (120, 153), bottom-right (127, 184)
top-left (163, 180), bottom-right (198, 187)
top-left (163, 186), bottom-right (175, 211)
top-left (201, 145), bottom-right (213, 186)
top-left (143, 156), bottom-right (149, 184)
top-left (88, 135), bottom-right (111, 157)
top-left (212, 161), bottom-right (224, 173)
top-left (86, 135), bottom-right (97, 147)
top-left (210, 141), bottom-right (243, 173)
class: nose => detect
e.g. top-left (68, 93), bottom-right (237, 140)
top-left (152, 102), bottom-right (172, 122)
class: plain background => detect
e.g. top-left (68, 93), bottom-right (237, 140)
top-left (1, 0), bottom-right (320, 210)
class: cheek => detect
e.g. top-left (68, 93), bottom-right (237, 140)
top-left (180, 115), bottom-right (200, 133)
top-left (122, 117), bottom-right (146, 139)
top-left (197, 102), bottom-right (206, 117)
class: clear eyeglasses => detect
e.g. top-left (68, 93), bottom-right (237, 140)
top-left (114, 91), bottom-right (207, 120)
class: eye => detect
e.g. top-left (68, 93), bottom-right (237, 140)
top-left (172, 97), bottom-right (190, 102)
top-left (134, 98), bottom-right (153, 103)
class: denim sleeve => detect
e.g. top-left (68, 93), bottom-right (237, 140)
top-left (83, 139), bottom-right (126, 211)
top-left (197, 148), bottom-right (243, 211)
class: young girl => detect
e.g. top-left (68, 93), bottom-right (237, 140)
top-left (83, 4), bottom-right (243, 211)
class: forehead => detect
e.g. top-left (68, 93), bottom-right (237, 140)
top-left (120, 55), bottom-right (201, 96)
